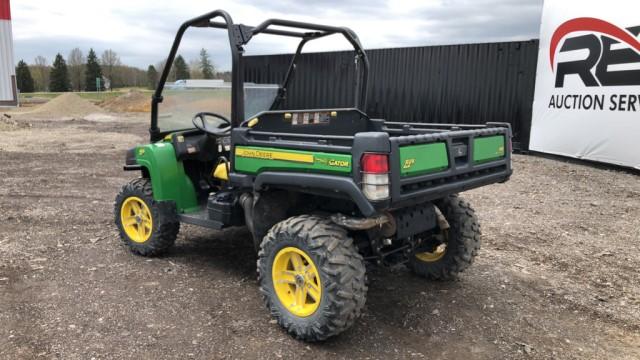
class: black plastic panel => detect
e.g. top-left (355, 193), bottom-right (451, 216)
top-left (393, 202), bottom-right (437, 239)
top-left (248, 108), bottom-right (370, 136)
top-left (244, 40), bottom-right (538, 150)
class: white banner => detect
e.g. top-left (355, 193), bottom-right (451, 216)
top-left (530, 0), bottom-right (640, 169)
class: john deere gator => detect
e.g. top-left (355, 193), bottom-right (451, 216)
top-left (115, 10), bottom-right (512, 341)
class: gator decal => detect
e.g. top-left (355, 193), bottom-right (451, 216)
top-left (473, 135), bottom-right (505, 163)
top-left (234, 146), bottom-right (351, 174)
top-left (399, 142), bottom-right (449, 177)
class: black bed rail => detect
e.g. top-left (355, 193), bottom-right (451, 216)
top-left (382, 121), bottom-right (510, 136)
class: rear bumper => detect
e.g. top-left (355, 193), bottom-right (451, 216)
top-left (391, 163), bottom-right (511, 207)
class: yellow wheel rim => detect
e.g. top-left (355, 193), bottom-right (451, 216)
top-left (120, 196), bottom-right (153, 243)
top-left (415, 243), bottom-right (447, 262)
top-left (271, 247), bottom-right (322, 317)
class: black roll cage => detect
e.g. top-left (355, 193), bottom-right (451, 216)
top-left (150, 9), bottom-right (370, 141)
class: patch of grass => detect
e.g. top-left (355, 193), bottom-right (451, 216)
top-left (19, 88), bottom-right (154, 104)
top-left (19, 92), bottom-right (62, 101)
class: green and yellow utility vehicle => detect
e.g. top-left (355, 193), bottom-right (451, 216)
top-left (115, 10), bottom-right (512, 341)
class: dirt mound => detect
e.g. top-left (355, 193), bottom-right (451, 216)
top-left (17, 93), bottom-right (106, 119)
top-left (101, 90), bottom-right (151, 113)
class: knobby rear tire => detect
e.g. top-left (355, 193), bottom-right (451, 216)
top-left (257, 215), bottom-right (367, 341)
top-left (408, 194), bottom-right (481, 280)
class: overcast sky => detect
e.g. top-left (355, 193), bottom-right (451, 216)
top-left (11, 0), bottom-right (543, 70)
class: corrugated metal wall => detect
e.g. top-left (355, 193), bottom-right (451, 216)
top-left (244, 40), bottom-right (538, 150)
top-left (0, 0), bottom-right (17, 106)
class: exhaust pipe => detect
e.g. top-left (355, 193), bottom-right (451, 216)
top-left (433, 205), bottom-right (450, 230)
top-left (330, 213), bottom-right (391, 230)
top-left (239, 193), bottom-right (255, 237)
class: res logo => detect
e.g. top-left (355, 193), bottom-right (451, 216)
top-left (402, 158), bottom-right (416, 169)
top-left (550, 17), bottom-right (640, 87)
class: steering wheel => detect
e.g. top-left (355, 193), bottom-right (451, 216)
top-left (192, 112), bottom-right (231, 136)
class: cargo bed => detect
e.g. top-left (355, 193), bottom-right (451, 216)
top-left (230, 109), bottom-right (512, 214)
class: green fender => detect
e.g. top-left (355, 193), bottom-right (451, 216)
top-left (134, 142), bottom-right (199, 213)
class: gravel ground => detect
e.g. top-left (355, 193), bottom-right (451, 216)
top-left (0, 114), bottom-right (638, 359)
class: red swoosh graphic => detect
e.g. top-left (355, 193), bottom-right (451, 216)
top-left (549, 17), bottom-right (640, 71)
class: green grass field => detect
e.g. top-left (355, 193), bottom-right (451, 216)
top-left (19, 88), bottom-right (153, 103)
top-left (19, 92), bottom-right (61, 100)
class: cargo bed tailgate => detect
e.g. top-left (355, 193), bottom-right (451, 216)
top-left (387, 124), bottom-right (512, 205)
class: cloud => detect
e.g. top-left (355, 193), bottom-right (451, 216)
top-left (11, 0), bottom-right (543, 69)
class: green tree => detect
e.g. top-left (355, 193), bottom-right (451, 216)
top-left (85, 48), bottom-right (103, 91)
top-left (199, 48), bottom-right (215, 79)
top-left (146, 65), bottom-right (158, 90)
top-left (49, 53), bottom-right (71, 92)
top-left (173, 55), bottom-right (190, 80)
top-left (15, 60), bottom-right (35, 93)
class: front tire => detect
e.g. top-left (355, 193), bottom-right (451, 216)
top-left (257, 215), bottom-right (367, 341)
top-left (407, 195), bottom-right (481, 280)
top-left (114, 178), bottom-right (179, 256)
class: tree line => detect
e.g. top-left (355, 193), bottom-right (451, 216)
top-left (15, 48), bottom-right (223, 93)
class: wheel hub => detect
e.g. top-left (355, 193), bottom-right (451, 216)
top-left (120, 197), bottom-right (153, 243)
top-left (415, 243), bottom-right (447, 262)
top-left (271, 247), bottom-right (322, 317)
top-left (414, 230), bottom-right (449, 263)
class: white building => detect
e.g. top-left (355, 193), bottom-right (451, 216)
top-left (0, 0), bottom-right (17, 106)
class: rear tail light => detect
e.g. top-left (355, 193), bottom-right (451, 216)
top-left (361, 153), bottom-right (389, 173)
top-left (361, 153), bottom-right (389, 200)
